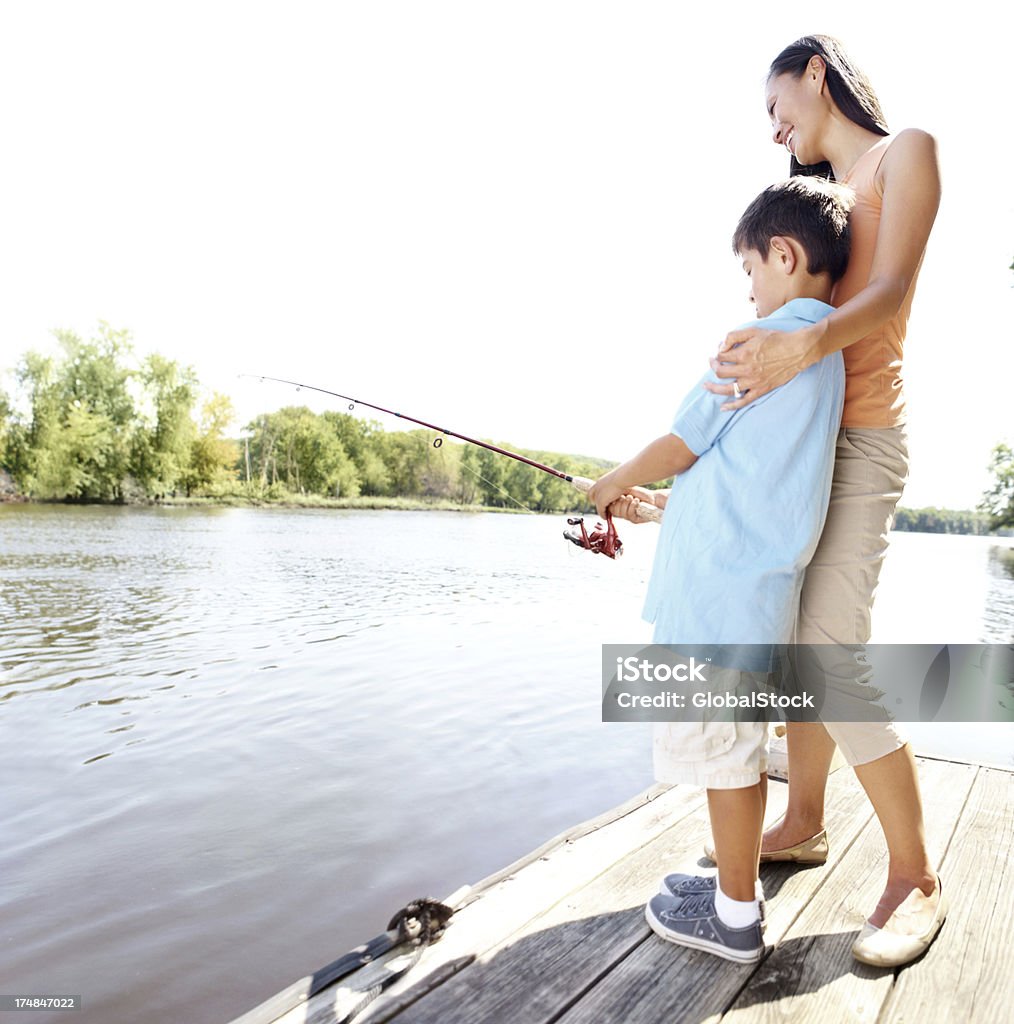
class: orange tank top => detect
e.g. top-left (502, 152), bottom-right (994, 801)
top-left (832, 135), bottom-right (923, 428)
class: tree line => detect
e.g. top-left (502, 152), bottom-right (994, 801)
top-left (892, 507), bottom-right (1000, 536)
top-left (0, 325), bottom-right (612, 510)
top-left (2, 325), bottom-right (1013, 529)
top-left (239, 403), bottom-right (614, 510)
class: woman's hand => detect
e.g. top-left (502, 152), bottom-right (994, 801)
top-left (703, 324), bottom-right (820, 411)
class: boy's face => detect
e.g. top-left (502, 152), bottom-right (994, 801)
top-left (740, 244), bottom-right (785, 318)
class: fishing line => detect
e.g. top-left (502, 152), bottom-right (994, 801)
top-left (425, 425), bottom-right (537, 514)
top-left (242, 373), bottom-right (663, 557)
top-left (455, 454), bottom-right (538, 516)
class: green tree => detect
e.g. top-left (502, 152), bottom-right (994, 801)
top-left (457, 445), bottom-right (480, 504)
top-left (502, 458), bottom-right (541, 511)
top-left (132, 354), bottom-right (198, 494)
top-left (379, 430), bottom-right (431, 496)
top-left (419, 439), bottom-right (457, 499)
top-left (323, 412), bottom-right (391, 494)
top-left (184, 392), bottom-right (238, 495)
top-left (473, 445), bottom-right (507, 507)
top-left (980, 442), bottom-right (1014, 529)
top-left (13, 325), bottom-right (136, 500)
top-left (356, 448), bottom-right (391, 495)
top-left (0, 388), bottom-right (12, 469)
top-left (31, 403), bottom-right (121, 498)
top-left (9, 350), bottom-right (59, 487)
top-left (58, 324), bottom-right (135, 427)
top-left (533, 468), bottom-right (573, 512)
top-left (245, 407), bottom-right (358, 496)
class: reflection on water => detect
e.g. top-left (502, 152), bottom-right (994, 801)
top-left (987, 545), bottom-right (1014, 640)
top-left (0, 505), bottom-right (1011, 1024)
top-left (991, 545), bottom-right (1014, 576)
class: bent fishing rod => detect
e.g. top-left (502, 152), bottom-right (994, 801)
top-left (243, 374), bottom-right (662, 553)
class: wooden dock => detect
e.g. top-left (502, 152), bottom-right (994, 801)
top-left (232, 755), bottom-right (1012, 1024)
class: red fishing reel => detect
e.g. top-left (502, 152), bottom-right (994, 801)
top-left (563, 513), bottom-right (623, 559)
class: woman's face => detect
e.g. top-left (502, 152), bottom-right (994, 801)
top-left (765, 68), bottom-right (826, 166)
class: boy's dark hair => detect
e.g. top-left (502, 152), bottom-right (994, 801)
top-left (732, 177), bottom-right (855, 283)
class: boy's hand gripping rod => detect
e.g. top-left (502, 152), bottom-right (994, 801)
top-left (243, 374), bottom-right (662, 524)
top-left (568, 478), bottom-right (663, 524)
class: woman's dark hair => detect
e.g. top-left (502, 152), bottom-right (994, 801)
top-left (769, 35), bottom-right (888, 179)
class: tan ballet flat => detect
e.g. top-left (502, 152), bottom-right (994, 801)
top-left (852, 876), bottom-right (948, 967)
top-left (704, 828), bottom-right (828, 865)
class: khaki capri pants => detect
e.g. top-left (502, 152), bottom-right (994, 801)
top-left (794, 425), bottom-right (909, 766)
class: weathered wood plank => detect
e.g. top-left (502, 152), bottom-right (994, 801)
top-left (879, 766), bottom-right (1014, 1024)
top-left (714, 757), bottom-right (977, 1024)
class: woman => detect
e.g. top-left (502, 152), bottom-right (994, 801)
top-left (618, 35), bottom-right (945, 966)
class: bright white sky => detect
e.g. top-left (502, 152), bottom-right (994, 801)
top-left (2, 2), bottom-right (1011, 509)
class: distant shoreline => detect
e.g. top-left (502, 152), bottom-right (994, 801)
top-left (2, 493), bottom-right (1012, 535)
top-left (154, 495), bottom-right (532, 513)
top-left (1, 493), bottom-right (531, 514)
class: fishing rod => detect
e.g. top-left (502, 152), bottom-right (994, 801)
top-left (243, 374), bottom-right (662, 553)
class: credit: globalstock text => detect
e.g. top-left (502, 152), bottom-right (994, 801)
top-left (615, 691), bottom-right (816, 709)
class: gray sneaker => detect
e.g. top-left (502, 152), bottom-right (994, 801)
top-left (645, 891), bottom-right (765, 963)
top-left (658, 873), bottom-right (767, 927)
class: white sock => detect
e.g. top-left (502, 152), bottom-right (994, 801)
top-left (715, 884), bottom-right (761, 929)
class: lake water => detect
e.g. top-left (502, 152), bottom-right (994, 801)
top-left (1, 505), bottom-right (1012, 1024)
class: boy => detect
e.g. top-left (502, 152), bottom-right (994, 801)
top-left (588, 176), bottom-right (853, 963)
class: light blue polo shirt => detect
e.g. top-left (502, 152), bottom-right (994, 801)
top-left (642, 298), bottom-right (844, 660)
